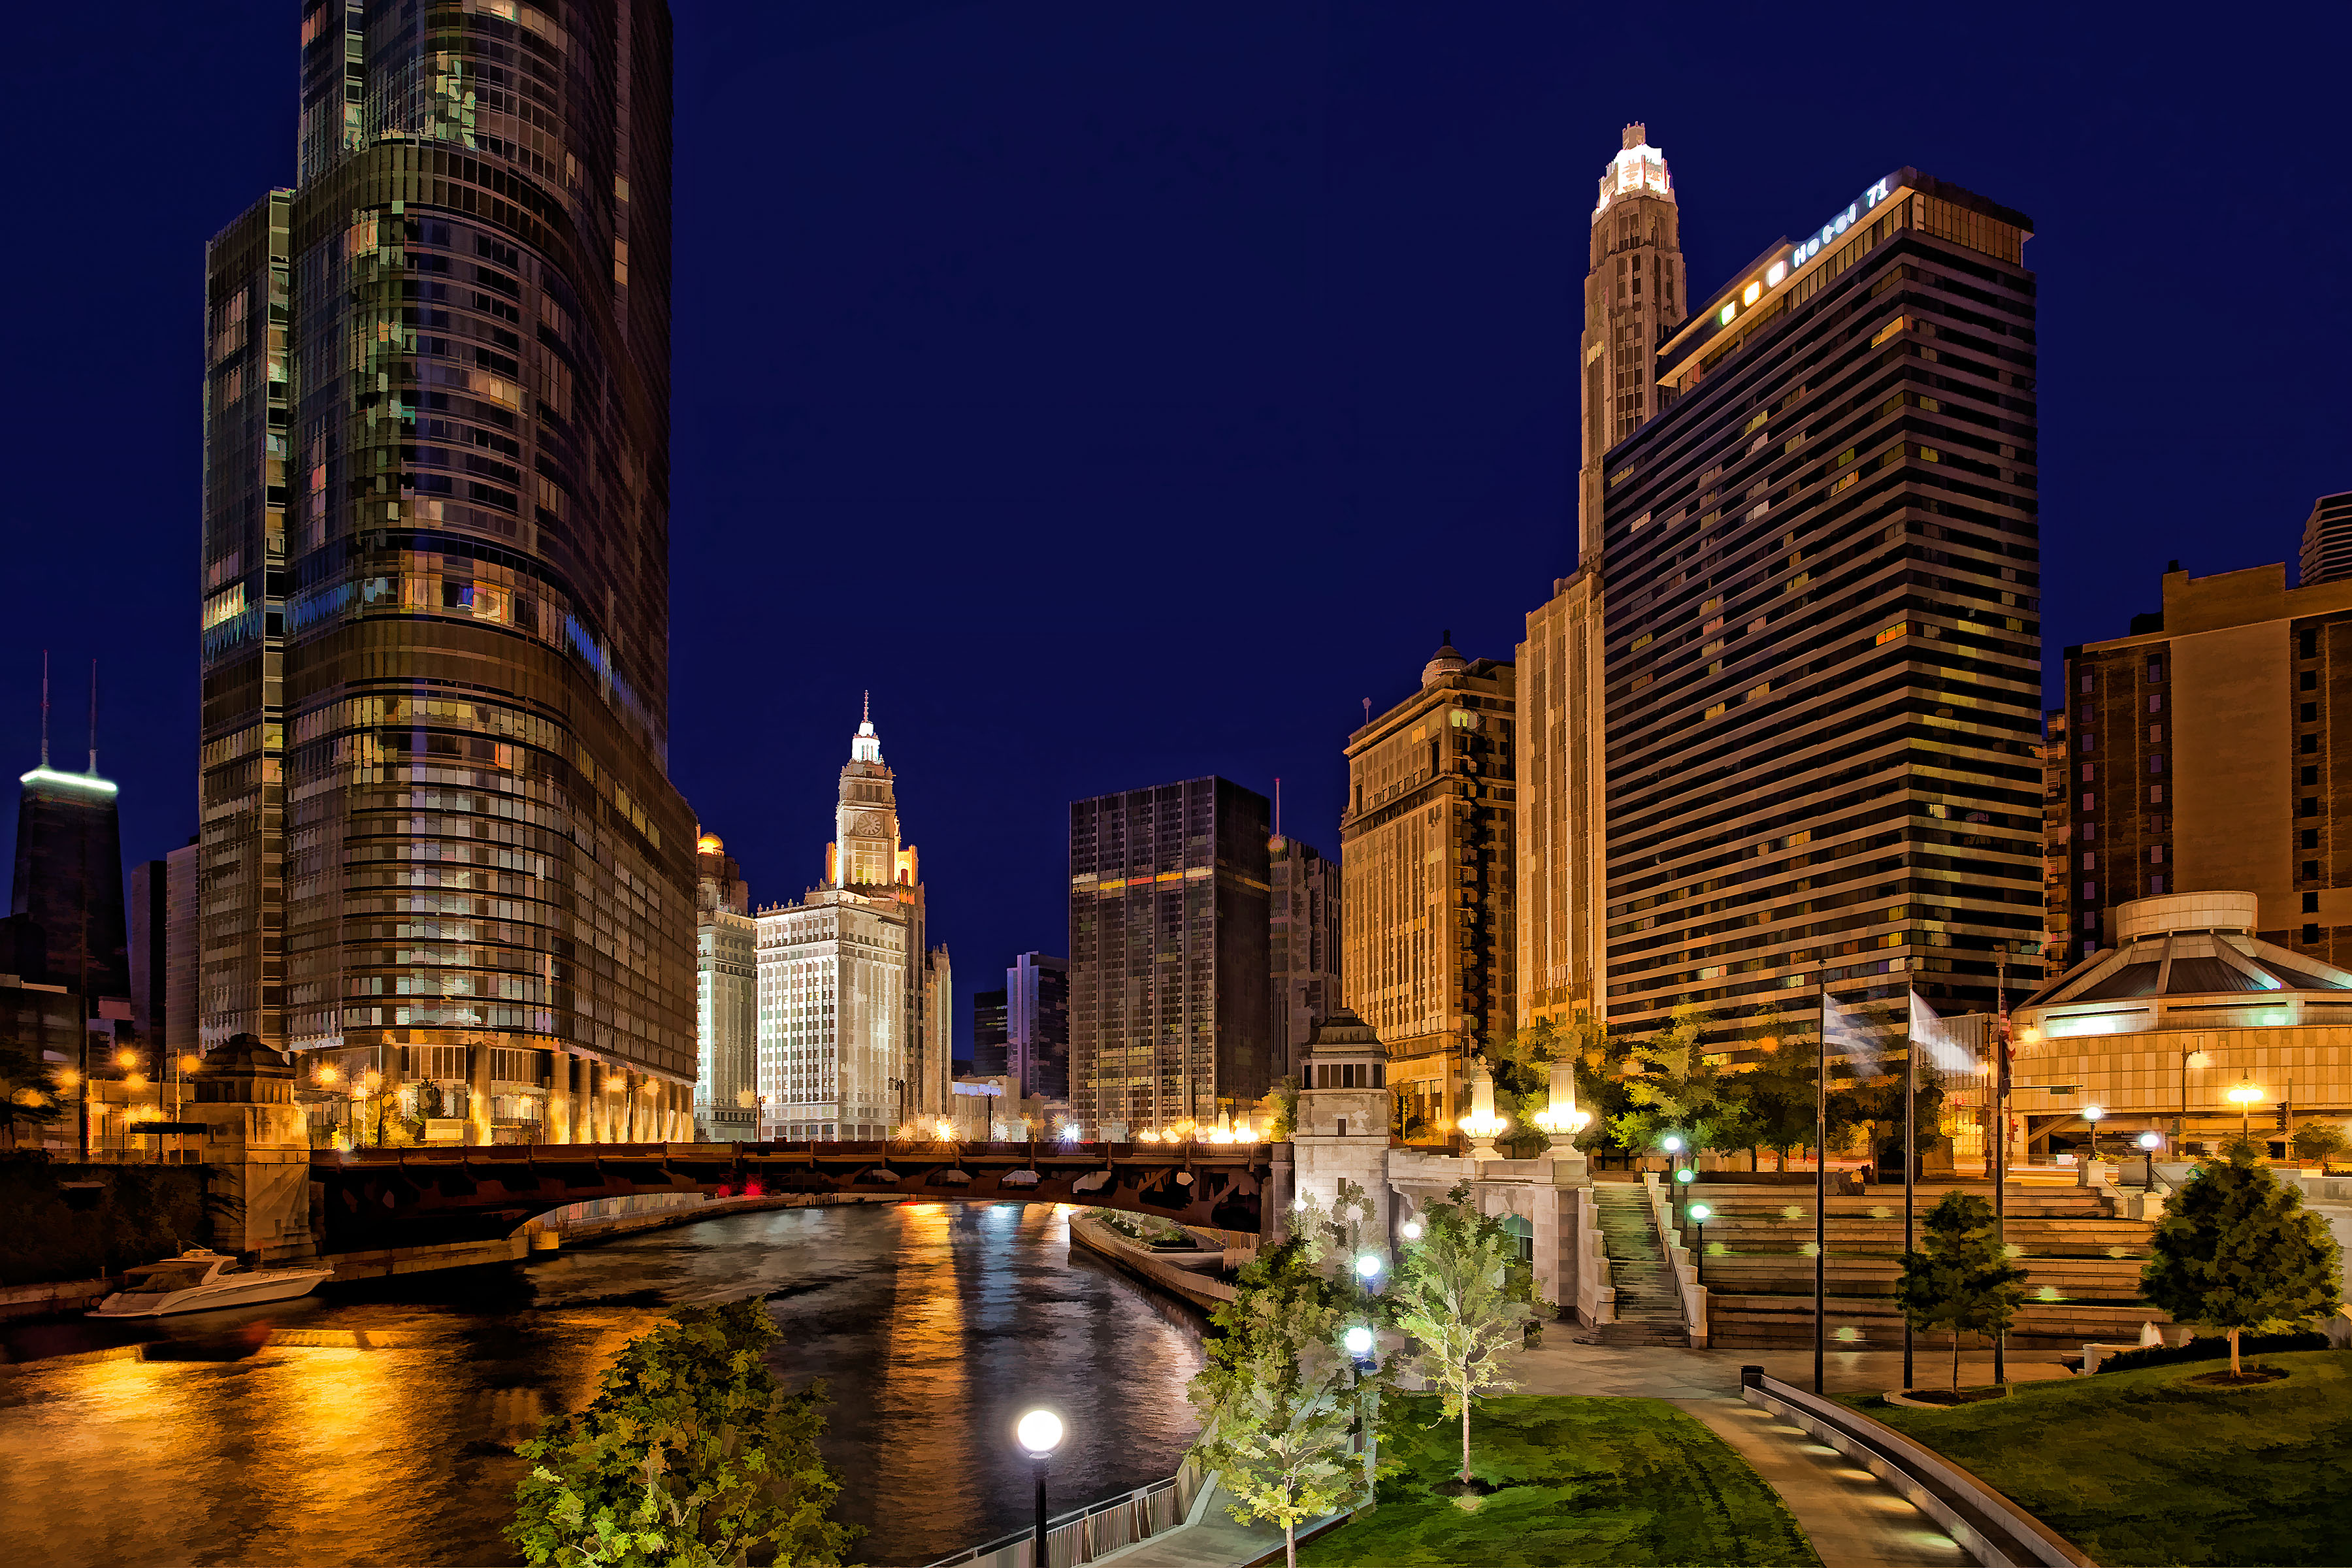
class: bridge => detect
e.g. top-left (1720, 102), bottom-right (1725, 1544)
top-left (311, 1140), bottom-right (1277, 1251)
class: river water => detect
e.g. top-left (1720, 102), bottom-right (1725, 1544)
top-left (0, 1201), bottom-right (1209, 1567)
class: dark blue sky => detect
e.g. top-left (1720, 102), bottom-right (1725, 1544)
top-left (5, 4), bottom-right (2348, 1054)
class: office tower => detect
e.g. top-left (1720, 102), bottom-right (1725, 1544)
top-left (130, 859), bottom-right (169, 1076)
top-left (1518, 126), bottom-right (1687, 1040)
top-left (12, 731), bottom-right (130, 1045)
top-left (165, 839), bottom-right (201, 1072)
top-left (755, 704), bottom-right (947, 1139)
top-left (2297, 491), bottom-right (2352, 588)
top-left (1601, 168), bottom-right (2044, 1045)
top-left (2059, 559), bottom-right (2352, 967)
top-left (694, 833), bottom-right (757, 1140)
top-left (1069, 777), bottom-right (1273, 1135)
top-left (199, 3), bottom-right (695, 1142)
top-left (972, 987), bottom-right (1009, 1077)
top-left (1267, 835), bottom-right (1340, 1081)
top-left (1007, 951), bottom-right (1070, 1101)
top-left (2040, 710), bottom-right (2071, 968)
top-left (1341, 636), bottom-right (1515, 1132)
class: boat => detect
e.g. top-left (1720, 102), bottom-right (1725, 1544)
top-left (89, 1249), bottom-right (335, 1318)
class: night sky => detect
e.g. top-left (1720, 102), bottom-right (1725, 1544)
top-left (5, 5), bottom-right (2347, 1057)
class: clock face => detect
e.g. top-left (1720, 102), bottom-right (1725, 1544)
top-left (853, 811), bottom-right (890, 838)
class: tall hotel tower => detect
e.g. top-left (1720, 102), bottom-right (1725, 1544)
top-left (1516, 127), bottom-right (1685, 1037)
top-left (1599, 168), bottom-right (2044, 1046)
top-left (199, 3), bottom-right (697, 1141)
top-left (1069, 777), bottom-right (1273, 1135)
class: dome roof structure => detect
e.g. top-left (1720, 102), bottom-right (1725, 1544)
top-left (2019, 891), bottom-right (2352, 1040)
top-left (1420, 631), bottom-right (1469, 688)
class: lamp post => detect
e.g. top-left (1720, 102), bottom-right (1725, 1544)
top-left (1342, 1324), bottom-right (1379, 1513)
top-left (1688, 1201), bottom-right (1712, 1287)
top-left (2178, 1049), bottom-right (2211, 1149)
top-left (2137, 1130), bottom-right (2161, 1190)
top-left (2227, 1081), bottom-right (2264, 1146)
top-left (1016, 1408), bottom-right (1064, 1566)
top-left (2081, 1103), bottom-right (2104, 1169)
top-left (1661, 1133), bottom-right (1686, 1222)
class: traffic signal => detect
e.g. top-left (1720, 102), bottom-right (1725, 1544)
top-left (2277, 1104), bottom-right (2291, 1133)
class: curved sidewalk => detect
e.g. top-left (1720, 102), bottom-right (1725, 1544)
top-left (1507, 1338), bottom-right (2070, 1568)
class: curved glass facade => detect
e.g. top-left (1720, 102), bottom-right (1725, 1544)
top-left (201, 1), bottom-right (693, 1142)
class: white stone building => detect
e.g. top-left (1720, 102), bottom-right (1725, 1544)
top-left (693, 834), bottom-right (759, 1141)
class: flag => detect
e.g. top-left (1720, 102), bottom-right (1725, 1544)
top-left (1906, 990), bottom-right (1980, 1081)
top-left (1821, 990), bottom-right (1881, 1077)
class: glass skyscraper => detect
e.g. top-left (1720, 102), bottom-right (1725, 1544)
top-left (199, 2), bottom-right (694, 1141)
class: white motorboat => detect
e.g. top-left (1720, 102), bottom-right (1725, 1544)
top-left (90, 1249), bottom-right (335, 1318)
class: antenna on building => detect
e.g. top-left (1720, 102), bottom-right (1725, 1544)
top-left (1361, 697), bottom-right (1371, 726)
top-left (39, 649), bottom-right (50, 767)
top-left (1274, 777), bottom-right (1282, 838)
top-left (88, 660), bottom-right (98, 774)
top-left (862, 689), bottom-right (871, 725)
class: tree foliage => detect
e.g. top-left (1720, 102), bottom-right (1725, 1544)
top-left (2290, 1121), bottom-right (2348, 1166)
top-left (0, 1045), bottom-right (63, 1149)
top-left (1388, 1184), bottom-right (1545, 1484)
top-left (2141, 1149), bottom-right (2342, 1376)
top-left (1605, 1005), bottom-right (1757, 1158)
top-left (1894, 1192), bottom-right (2030, 1392)
top-left (510, 1300), bottom-right (854, 1568)
top-left (1478, 1021), bottom-right (1565, 1156)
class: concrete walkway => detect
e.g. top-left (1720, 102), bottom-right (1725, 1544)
top-left (1507, 1338), bottom-right (2072, 1568)
top-left (1092, 1477), bottom-right (1334, 1568)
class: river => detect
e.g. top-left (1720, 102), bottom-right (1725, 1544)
top-left (0, 1200), bottom-right (1209, 1567)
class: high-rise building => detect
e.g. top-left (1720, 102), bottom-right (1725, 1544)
top-left (2058, 559), bottom-right (2352, 967)
top-left (972, 987), bottom-right (1009, 1077)
top-left (2040, 710), bottom-right (2070, 969)
top-left (1341, 636), bottom-right (1515, 1133)
top-left (199, 3), bottom-right (696, 1142)
top-left (1068, 776), bottom-right (1273, 1135)
top-left (1006, 951), bottom-right (1070, 1101)
top-left (1518, 127), bottom-right (1688, 1041)
top-left (2296, 491), bottom-right (2352, 588)
top-left (694, 833), bottom-right (757, 1141)
top-left (165, 839), bottom-right (201, 1075)
top-left (1267, 835), bottom-right (1340, 1082)
top-left (1599, 167), bottom-right (2044, 1046)
top-left (755, 703), bottom-right (949, 1139)
top-left (130, 858), bottom-right (170, 1077)
top-left (10, 719), bottom-right (131, 1080)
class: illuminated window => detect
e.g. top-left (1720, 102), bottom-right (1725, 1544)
top-left (1719, 302), bottom-right (1735, 327)
top-left (1742, 281), bottom-right (1761, 306)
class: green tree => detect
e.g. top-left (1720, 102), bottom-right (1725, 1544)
top-left (1894, 1191), bottom-right (2030, 1392)
top-left (1389, 1184), bottom-right (1544, 1484)
top-left (1479, 1021), bottom-right (1562, 1156)
top-left (1262, 1076), bottom-right (1300, 1143)
top-left (1844, 1070), bottom-right (1946, 1176)
top-left (2290, 1121), bottom-right (2348, 1167)
top-left (1609, 1005), bottom-right (1748, 1159)
top-left (1192, 1317), bottom-right (1362, 1568)
top-left (2140, 1148), bottom-right (2343, 1377)
top-left (1724, 1030), bottom-right (1860, 1171)
top-left (0, 1045), bottom-right (63, 1151)
top-left (510, 1299), bottom-right (854, 1568)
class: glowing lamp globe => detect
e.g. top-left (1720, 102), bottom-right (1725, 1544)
top-left (2137, 1132), bottom-right (2162, 1151)
top-left (1354, 1253), bottom-right (1384, 1280)
top-left (1661, 1134), bottom-right (1684, 1154)
top-left (1399, 1220), bottom-right (1423, 1241)
top-left (1015, 1409), bottom-right (1064, 1457)
top-left (1687, 1203), bottom-right (1712, 1223)
top-left (1343, 1326), bottom-right (1374, 1356)
top-left (1674, 1167), bottom-right (1695, 1184)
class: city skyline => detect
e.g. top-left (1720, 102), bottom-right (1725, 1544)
top-left (4, 8), bottom-right (2349, 1064)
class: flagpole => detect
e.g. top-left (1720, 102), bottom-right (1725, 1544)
top-left (1993, 947), bottom-right (2010, 1386)
top-left (1815, 981), bottom-right (1827, 1397)
top-left (1903, 992), bottom-right (1917, 1392)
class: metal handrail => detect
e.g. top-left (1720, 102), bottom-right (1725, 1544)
top-left (923, 1462), bottom-right (1202, 1568)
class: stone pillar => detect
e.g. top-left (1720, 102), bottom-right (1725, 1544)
top-left (188, 1034), bottom-right (316, 1263)
top-left (547, 1049), bottom-right (572, 1145)
top-left (468, 1044), bottom-right (493, 1145)
top-left (587, 1060), bottom-right (606, 1142)
top-left (1264, 1144), bottom-right (1295, 1247)
top-left (571, 1053), bottom-right (589, 1144)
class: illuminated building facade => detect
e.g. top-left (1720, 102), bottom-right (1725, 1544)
top-left (1268, 835), bottom-right (1341, 1081)
top-left (972, 987), bottom-right (1009, 1077)
top-left (2298, 491), bottom-right (2352, 589)
top-left (200, 2), bottom-right (696, 1142)
top-left (1518, 126), bottom-right (1686, 1040)
top-left (1006, 951), bottom-right (1070, 1102)
top-left (1341, 637), bottom-right (1515, 1133)
top-left (755, 704), bottom-right (949, 1138)
top-left (1600, 168), bottom-right (2044, 1049)
top-left (2060, 559), bottom-right (2352, 970)
top-left (694, 833), bottom-right (757, 1140)
top-left (1068, 777), bottom-right (1273, 1135)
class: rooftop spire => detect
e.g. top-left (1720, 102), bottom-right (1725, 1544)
top-left (88, 659), bottom-right (97, 775)
top-left (851, 694), bottom-right (883, 764)
top-left (39, 649), bottom-right (49, 768)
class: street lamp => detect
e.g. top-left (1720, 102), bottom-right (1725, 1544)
top-left (1343, 1324), bottom-right (1375, 1359)
top-left (2179, 1049), bottom-right (2212, 1148)
top-left (1688, 1201), bottom-right (1712, 1286)
top-left (1015, 1408), bottom-right (1064, 1564)
top-left (2137, 1130), bottom-right (2162, 1190)
top-left (2227, 1081), bottom-right (2264, 1145)
top-left (1673, 1164), bottom-right (1696, 1226)
top-left (2081, 1104), bottom-right (2104, 1167)
top-left (1399, 1219), bottom-right (1423, 1242)
top-left (1354, 1252), bottom-right (1384, 1283)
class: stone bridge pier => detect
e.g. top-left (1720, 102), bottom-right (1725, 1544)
top-left (1275, 1010), bottom-right (1599, 1322)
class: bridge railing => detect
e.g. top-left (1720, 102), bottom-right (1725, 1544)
top-left (923, 1460), bottom-right (1204, 1568)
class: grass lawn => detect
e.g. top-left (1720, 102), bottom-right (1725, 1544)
top-left (1851, 1348), bottom-right (2352, 1565)
top-left (1294, 1394), bottom-right (1819, 1567)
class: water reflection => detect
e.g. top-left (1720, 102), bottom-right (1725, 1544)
top-left (0, 1201), bottom-right (1206, 1567)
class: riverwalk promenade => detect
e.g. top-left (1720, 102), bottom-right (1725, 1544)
top-left (1094, 1338), bottom-right (2073, 1568)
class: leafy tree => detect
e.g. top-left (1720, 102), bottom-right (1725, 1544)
top-left (1479, 1021), bottom-right (1563, 1156)
top-left (1723, 1030), bottom-right (1860, 1171)
top-left (1192, 1316), bottom-right (1362, 1568)
top-left (1261, 1076), bottom-right (1300, 1143)
top-left (1895, 1191), bottom-right (2030, 1392)
top-left (511, 1299), bottom-right (854, 1568)
top-left (2290, 1121), bottom-right (2348, 1167)
top-left (0, 1044), bottom-right (63, 1151)
top-left (1609, 1004), bottom-right (1756, 1159)
top-left (1389, 1183), bottom-right (1544, 1484)
top-left (2140, 1149), bottom-right (2343, 1377)
top-left (1844, 1070), bottom-right (1946, 1177)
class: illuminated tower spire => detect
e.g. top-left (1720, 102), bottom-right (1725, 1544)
top-left (1580, 122), bottom-right (1686, 559)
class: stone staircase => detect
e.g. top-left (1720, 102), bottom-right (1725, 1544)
top-left (1684, 1181), bottom-right (2168, 1349)
top-left (1591, 1179), bottom-right (1690, 1346)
